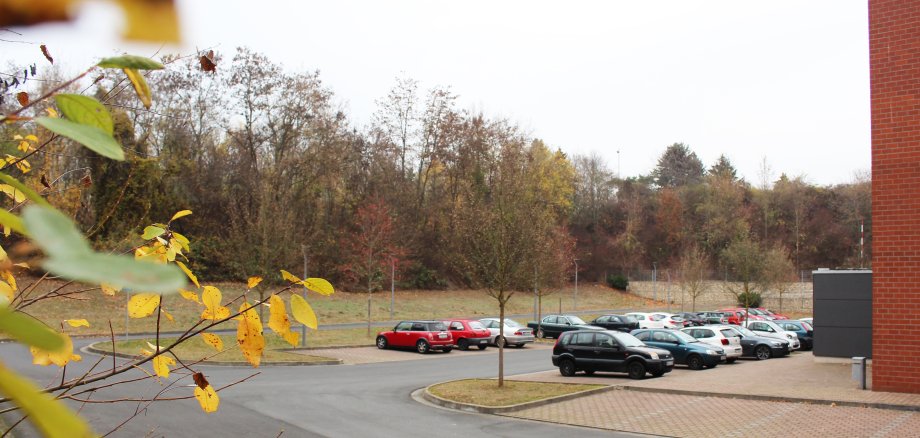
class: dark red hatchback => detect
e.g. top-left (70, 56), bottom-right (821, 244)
top-left (376, 320), bottom-right (453, 354)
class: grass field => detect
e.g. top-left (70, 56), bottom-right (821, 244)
top-left (428, 379), bottom-right (604, 407)
top-left (16, 279), bottom-right (656, 337)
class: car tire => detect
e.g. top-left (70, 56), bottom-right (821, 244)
top-left (687, 354), bottom-right (704, 370)
top-left (375, 336), bottom-right (388, 350)
top-left (559, 359), bottom-right (576, 377)
top-left (537, 328), bottom-right (545, 339)
top-left (495, 336), bottom-right (505, 347)
top-left (755, 345), bottom-right (772, 360)
top-left (726, 358), bottom-right (737, 364)
top-left (627, 361), bottom-right (646, 380)
top-left (583, 370), bottom-right (595, 376)
top-left (477, 344), bottom-right (487, 350)
top-left (458, 338), bottom-right (469, 350)
top-left (416, 340), bottom-right (430, 354)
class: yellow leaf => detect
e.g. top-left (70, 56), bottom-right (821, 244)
top-left (161, 308), bottom-right (174, 322)
top-left (145, 341), bottom-right (162, 352)
top-left (194, 384), bottom-right (220, 413)
top-left (0, 281), bottom-right (13, 303)
top-left (201, 306), bottom-right (230, 321)
top-left (179, 289), bottom-right (200, 303)
top-left (170, 210), bottom-right (192, 221)
top-left (176, 261), bottom-right (200, 288)
top-left (46, 107), bottom-right (58, 118)
top-left (0, 245), bottom-right (6, 263)
top-left (0, 184), bottom-right (25, 203)
top-left (283, 330), bottom-right (300, 347)
top-left (201, 333), bottom-right (223, 352)
top-left (280, 269), bottom-right (302, 284)
top-left (25, 134), bottom-right (38, 142)
top-left (236, 303), bottom-right (264, 368)
top-left (123, 68), bottom-right (152, 109)
top-left (0, 271), bottom-right (15, 293)
top-left (290, 295), bottom-right (317, 330)
top-left (200, 286), bottom-right (225, 321)
top-left (151, 354), bottom-right (176, 378)
top-left (100, 283), bottom-right (119, 296)
top-left (268, 295), bottom-right (297, 346)
top-left (12, 262), bottom-right (28, 269)
top-left (65, 319), bottom-right (89, 328)
top-left (247, 276), bottom-right (263, 289)
top-left (118, 0), bottom-right (181, 43)
top-left (30, 334), bottom-right (75, 367)
top-left (303, 277), bottom-right (335, 296)
top-left (172, 232), bottom-right (190, 252)
top-left (128, 293), bottom-right (160, 318)
top-left (0, 362), bottom-right (95, 438)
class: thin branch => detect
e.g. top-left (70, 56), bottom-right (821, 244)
top-left (2, 66), bottom-right (95, 121)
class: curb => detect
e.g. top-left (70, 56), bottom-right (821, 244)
top-left (421, 380), bottom-right (618, 414)
top-left (619, 386), bottom-right (920, 412)
top-left (83, 342), bottom-right (343, 367)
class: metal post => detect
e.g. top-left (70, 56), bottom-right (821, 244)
top-left (125, 291), bottom-right (130, 338)
top-left (533, 265), bottom-right (538, 320)
top-left (390, 257), bottom-right (395, 320)
top-left (574, 259), bottom-right (579, 310)
top-left (301, 245), bottom-right (308, 347)
top-left (653, 263), bottom-right (658, 303)
top-left (666, 270), bottom-right (671, 312)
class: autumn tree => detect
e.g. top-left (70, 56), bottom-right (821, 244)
top-left (652, 142), bottom-right (705, 188)
top-left (761, 245), bottom-right (796, 313)
top-left (677, 244), bottom-right (708, 311)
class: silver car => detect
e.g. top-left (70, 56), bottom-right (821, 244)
top-left (479, 318), bottom-right (535, 348)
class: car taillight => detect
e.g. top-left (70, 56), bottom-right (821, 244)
top-left (721, 338), bottom-right (729, 345)
top-left (514, 330), bottom-right (523, 336)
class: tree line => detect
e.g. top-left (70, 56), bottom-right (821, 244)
top-left (2, 47), bottom-right (871, 293)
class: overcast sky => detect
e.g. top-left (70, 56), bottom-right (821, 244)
top-left (5, 0), bottom-right (870, 185)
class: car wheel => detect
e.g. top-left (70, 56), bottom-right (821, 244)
top-left (537, 328), bottom-right (545, 339)
top-left (375, 336), bottom-right (388, 350)
top-left (755, 345), bottom-right (772, 360)
top-left (687, 354), bottom-right (704, 370)
top-left (726, 358), bottom-right (737, 364)
top-left (627, 361), bottom-right (646, 380)
top-left (559, 359), bottom-right (576, 377)
top-left (583, 370), bottom-right (595, 376)
top-left (416, 340), bottom-right (430, 354)
top-left (458, 338), bottom-right (469, 351)
top-left (477, 344), bottom-right (487, 350)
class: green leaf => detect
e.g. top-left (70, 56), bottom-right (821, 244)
top-left (0, 362), bottom-right (95, 438)
top-left (35, 117), bottom-right (125, 160)
top-left (22, 205), bottom-right (91, 258)
top-left (44, 254), bottom-right (185, 294)
top-left (0, 173), bottom-right (50, 206)
top-left (0, 209), bottom-right (27, 236)
top-left (142, 226), bottom-right (165, 240)
top-left (97, 55), bottom-right (164, 70)
top-left (54, 94), bottom-right (114, 135)
top-left (0, 307), bottom-right (65, 351)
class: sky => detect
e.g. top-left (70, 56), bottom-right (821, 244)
top-left (4, 0), bottom-right (870, 186)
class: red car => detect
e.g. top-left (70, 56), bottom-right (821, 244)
top-left (757, 308), bottom-right (789, 320)
top-left (443, 319), bottom-right (492, 350)
top-left (718, 308), bottom-right (765, 325)
top-left (376, 320), bottom-right (453, 354)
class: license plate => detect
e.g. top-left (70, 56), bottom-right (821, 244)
top-left (438, 333), bottom-right (447, 339)
top-left (522, 330), bottom-right (532, 335)
top-left (721, 355), bottom-right (727, 360)
top-left (665, 360), bottom-right (674, 366)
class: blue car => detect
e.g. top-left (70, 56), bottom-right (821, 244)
top-left (776, 320), bottom-right (814, 350)
top-left (631, 329), bottom-right (726, 370)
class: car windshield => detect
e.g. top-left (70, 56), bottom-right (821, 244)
top-left (673, 330), bottom-right (698, 343)
top-left (469, 321), bottom-right (485, 330)
top-left (568, 316), bottom-right (587, 325)
top-left (427, 322), bottom-right (447, 331)
top-left (611, 332), bottom-right (645, 347)
top-left (748, 309), bottom-right (766, 315)
top-left (649, 314), bottom-right (665, 321)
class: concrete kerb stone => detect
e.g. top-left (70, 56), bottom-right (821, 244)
top-left (421, 380), bottom-right (620, 414)
top-left (620, 385), bottom-right (920, 413)
top-left (82, 342), bottom-right (343, 367)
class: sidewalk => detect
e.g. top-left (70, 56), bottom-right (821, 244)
top-left (499, 352), bottom-right (920, 437)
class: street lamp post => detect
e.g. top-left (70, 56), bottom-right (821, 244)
top-left (573, 259), bottom-right (579, 310)
top-left (389, 257), bottom-right (395, 320)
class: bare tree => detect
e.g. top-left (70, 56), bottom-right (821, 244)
top-left (677, 245), bottom-right (708, 311)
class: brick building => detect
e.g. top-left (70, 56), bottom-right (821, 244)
top-left (870, 0), bottom-right (920, 393)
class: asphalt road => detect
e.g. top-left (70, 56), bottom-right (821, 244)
top-left (1, 338), bottom-right (642, 437)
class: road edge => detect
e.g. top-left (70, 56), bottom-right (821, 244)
top-left (420, 380), bottom-right (619, 414)
top-left (83, 342), bottom-right (344, 367)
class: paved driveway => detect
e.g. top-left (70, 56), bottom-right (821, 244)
top-left (303, 344), bottom-right (552, 364)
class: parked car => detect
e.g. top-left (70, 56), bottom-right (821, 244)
top-left (443, 319), bottom-right (492, 350)
top-left (674, 312), bottom-right (707, 327)
top-left (776, 320), bottom-right (814, 350)
top-left (747, 308), bottom-right (776, 320)
top-left (631, 329), bottom-right (726, 370)
top-left (758, 308), bottom-right (789, 320)
top-left (722, 325), bottom-right (790, 360)
top-left (681, 325), bottom-right (743, 363)
top-left (800, 317), bottom-right (814, 325)
top-left (376, 320), bottom-right (453, 354)
top-left (718, 308), bottom-right (765, 325)
top-left (745, 320), bottom-right (801, 350)
top-left (624, 312), bottom-right (665, 329)
top-left (650, 313), bottom-right (686, 329)
top-left (528, 315), bottom-right (603, 339)
top-left (589, 314), bottom-right (640, 332)
top-left (552, 330), bottom-right (674, 379)
top-left (697, 311), bottom-right (729, 325)
top-left (479, 318), bottom-right (535, 348)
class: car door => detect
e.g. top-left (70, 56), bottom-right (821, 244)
top-left (541, 316), bottom-right (559, 336)
top-left (654, 331), bottom-right (687, 362)
top-left (607, 316), bottom-right (626, 331)
top-left (399, 322), bottom-right (425, 347)
top-left (594, 333), bottom-right (626, 371)
top-left (569, 332), bottom-right (597, 369)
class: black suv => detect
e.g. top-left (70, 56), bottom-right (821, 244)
top-left (552, 330), bottom-right (674, 379)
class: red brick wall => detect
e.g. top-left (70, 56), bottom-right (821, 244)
top-left (871, 0), bottom-right (920, 393)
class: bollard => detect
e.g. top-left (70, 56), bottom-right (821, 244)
top-left (851, 356), bottom-right (867, 390)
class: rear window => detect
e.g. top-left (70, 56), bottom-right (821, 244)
top-left (721, 329), bottom-right (739, 338)
top-left (469, 321), bottom-right (485, 330)
top-left (426, 322), bottom-right (447, 331)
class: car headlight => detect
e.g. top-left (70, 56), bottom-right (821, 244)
top-left (770, 341), bottom-right (782, 346)
top-left (648, 351), bottom-right (659, 359)
top-left (705, 349), bottom-right (718, 355)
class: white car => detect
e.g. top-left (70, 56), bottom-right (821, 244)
top-left (745, 320), bottom-right (801, 350)
top-left (800, 317), bottom-right (814, 325)
top-left (650, 312), bottom-right (686, 329)
top-left (682, 325), bottom-right (743, 363)
top-left (478, 318), bottom-right (534, 348)
top-left (624, 312), bottom-right (665, 329)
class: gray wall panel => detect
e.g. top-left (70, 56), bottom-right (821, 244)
top-left (813, 270), bottom-right (872, 358)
